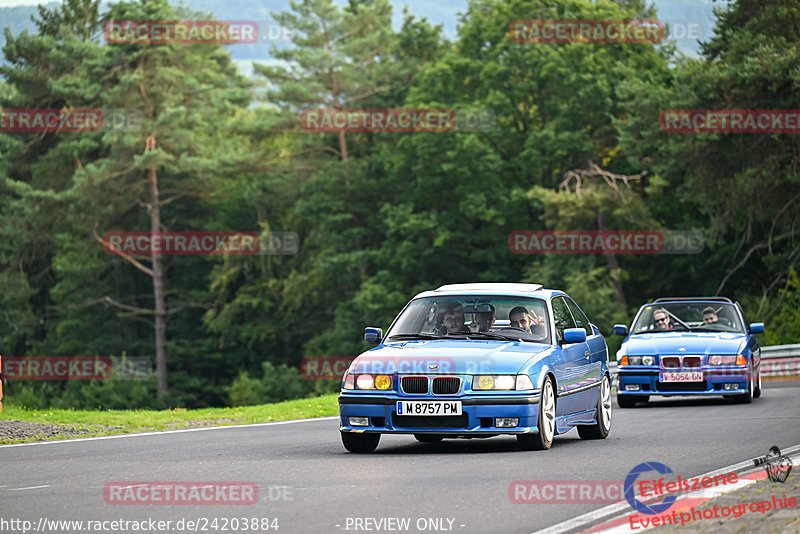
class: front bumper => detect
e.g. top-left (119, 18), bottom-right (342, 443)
top-left (617, 367), bottom-right (750, 396)
top-left (338, 393), bottom-right (542, 434)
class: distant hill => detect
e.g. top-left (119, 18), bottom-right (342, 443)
top-left (1, 0), bottom-right (717, 74)
top-left (0, 2), bottom-right (59, 36)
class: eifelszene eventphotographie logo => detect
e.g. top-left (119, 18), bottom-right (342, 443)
top-left (753, 446), bottom-right (793, 483)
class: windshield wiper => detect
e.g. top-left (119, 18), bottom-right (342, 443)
top-left (387, 333), bottom-right (446, 340)
top-left (456, 332), bottom-right (521, 341)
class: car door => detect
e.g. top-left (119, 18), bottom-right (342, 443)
top-left (551, 296), bottom-right (591, 415)
top-left (564, 297), bottom-right (605, 386)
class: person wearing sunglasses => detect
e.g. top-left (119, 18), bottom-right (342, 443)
top-left (653, 308), bottom-right (674, 331)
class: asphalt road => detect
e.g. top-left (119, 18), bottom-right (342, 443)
top-left (1, 381), bottom-right (799, 534)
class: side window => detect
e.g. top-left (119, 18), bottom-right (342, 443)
top-left (565, 298), bottom-right (592, 336)
top-left (551, 297), bottom-right (577, 340)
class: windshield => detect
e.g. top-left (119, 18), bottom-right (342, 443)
top-left (386, 295), bottom-right (551, 344)
top-left (631, 302), bottom-right (744, 334)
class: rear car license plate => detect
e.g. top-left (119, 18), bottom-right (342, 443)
top-left (396, 401), bottom-right (462, 416)
top-left (660, 371), bottom-right (703, 382)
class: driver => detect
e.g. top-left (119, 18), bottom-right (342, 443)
top-left (441, 302), bottom-right (467, 334)
top-left (509, 306), bottom-right (546, 337)
top-left (653, 308), bottom-right (674, 331)
top-left (469, 304), bottom-right (496, 332)
top-left (702, 306), bottom-right (719, 325)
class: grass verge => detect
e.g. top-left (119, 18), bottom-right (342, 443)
top-left (0, 393), bottom-right (339, 444)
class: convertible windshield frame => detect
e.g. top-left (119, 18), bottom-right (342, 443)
top-left (385, 294), bottom-right (552, 345)
top-left (630, 301), bottom-right (745, 334)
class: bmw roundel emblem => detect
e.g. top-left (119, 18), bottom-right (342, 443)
top-left (428, 364), bottom-right (439, 370)
top-left (679, 347), bottom-right (686, 352)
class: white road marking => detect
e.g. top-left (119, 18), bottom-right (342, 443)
top-left (0, 416), bottom-right (339, 449)
top-left (531, 443), bottom-right (800, 534)
top-left (8, 485), bottom-right (50, 491)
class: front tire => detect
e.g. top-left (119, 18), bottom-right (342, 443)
top-left (518, 376), bottom-right (555, 451)
top-left (733, 361), bottom-right (754, 404)
top-left (341, 431), bottom-right (380, 453)
top-left (753, 364), bottom-right (762, 398)
top-left (578, 375), bottom-right (612, 440)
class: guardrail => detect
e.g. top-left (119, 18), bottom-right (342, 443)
top-left (608, 344), bottom-right (800, 378)
top-left (760, 343), bottom-right (800, 377)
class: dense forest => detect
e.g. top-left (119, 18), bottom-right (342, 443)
top-left (1, 0), bottom-right (798, 410)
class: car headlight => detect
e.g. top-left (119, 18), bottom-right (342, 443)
top-left (473, 375), bottom-right (517, 390)
top-left (346, 374), bottom-right (392, 390)
top-left (709, 355), bottom-right (745, 365)
top-left (374, 374), bottom-right (392, 390)
top-left (621, 356), bottom-right (655, 365)
top-left (343, 372), bottom-right (355, 390)
top-left (515, 375), bottom-right (535, 391)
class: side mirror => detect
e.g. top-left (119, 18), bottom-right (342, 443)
top-left (614, 324), bottom-right (628, 336)
top-left (364, 327), bottom-right (383, 344)
top-left (749, 323), bottom-right (765, 334)
top-left (563, 328), bottom-right (587, 344)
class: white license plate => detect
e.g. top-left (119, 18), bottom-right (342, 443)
top-left (396, 401), bottom-right (462, 416)
top-left (660, 371), bottom-right (703, 382)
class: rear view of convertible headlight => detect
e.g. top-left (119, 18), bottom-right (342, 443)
top-left (473, 375), bottom-right (515, 390)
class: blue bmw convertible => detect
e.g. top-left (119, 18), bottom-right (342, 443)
top-left (338, 283), bottom-right (612, 452)
top-left (614, 297), bottom-right (765, 407)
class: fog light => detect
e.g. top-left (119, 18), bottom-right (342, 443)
top-left (724, 383), bottom-right (739, 390)
top-left (348, 417), bottom-right (369, 427)
top-left (625, 384), bottom-right (641, 391)
top-left (495, 418), bottom-right (519, 428)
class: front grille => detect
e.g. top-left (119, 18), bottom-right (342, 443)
top-left (656, 380), bottom-right (707, 392)
top-left (392, 413), bottom-right (468, 429)
top-left (401, 376), bottom-right (428, 394)
top-left (432, 377), bottom-right (461, 395)
top-left (662, 356), bottom-right (681, 369)
top-left (683, 356), bottom-right (702, 368)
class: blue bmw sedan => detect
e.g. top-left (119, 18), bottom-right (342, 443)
top-left (614, 297), bottom-right (765, 407)
top-left (338, 283), bottom-right (612, 452)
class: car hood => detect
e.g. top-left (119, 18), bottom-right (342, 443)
top-left (622, 332), bottom-right (747, 356)
top-left (350, 339), bottom-right (551, 375)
